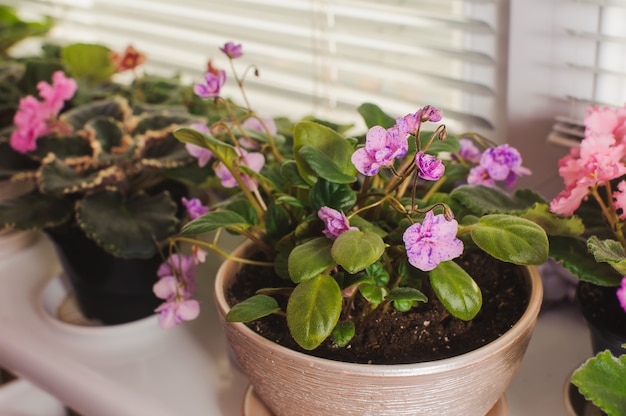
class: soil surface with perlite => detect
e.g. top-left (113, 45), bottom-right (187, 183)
top-left (226, 249), bottom-right (530, 365)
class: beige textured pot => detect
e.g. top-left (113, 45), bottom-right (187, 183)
top-left (214, 242), bottom-right (543, 416)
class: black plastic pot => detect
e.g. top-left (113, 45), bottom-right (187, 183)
top-left (577, 281), bottom-right (626, 356)
top-left (46, 225), bottom-right (163, 325)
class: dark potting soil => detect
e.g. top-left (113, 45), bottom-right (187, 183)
top-left (226, 249), bottom-right (530, 365)
top-left (578, 281), bottom-right (626, 339)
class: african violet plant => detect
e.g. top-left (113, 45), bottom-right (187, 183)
top-left (0, 66), bottom-right (209, 259)
top-left (154, 42), bottom-right (575, 349)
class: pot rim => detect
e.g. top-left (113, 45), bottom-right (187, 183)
top-left (214, 241), bottom-right (543, 375)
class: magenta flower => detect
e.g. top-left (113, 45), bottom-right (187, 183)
top-left (155, 298), bottom-right (200, 329)
top-left (403, 211), bottom-right (464, 272)
top-left (352, 125), bottom-right (408, 176)
top-left (220, 41), bottom-right (243, 59)
top-left (617, 277), bottom-right (626, 313)
top-left (214, 148), bottom-right (265, 189)
top-left (468, 144), bottom-right (531, 188)
top-left (182, 197), bottom-right (209, 220)
top-left (318, 207), bottom-right (358, 240)
top-left (416, 151), bottom-right (445, 181)
top-left (9, 71), bottom-right (77, 153)
top-left (194, 69), bottom-right (226, 98)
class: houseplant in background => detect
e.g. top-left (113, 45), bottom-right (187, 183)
top-left (0, 45), bottom-right (213, 325)
top-left (549, 104), bottom-right (626, 416)
top-left (155, 42), bottom-right (582, 415)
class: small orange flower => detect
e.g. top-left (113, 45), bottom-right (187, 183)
top-left (110, 45), bottom-right (146, 72)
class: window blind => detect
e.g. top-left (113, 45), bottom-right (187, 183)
top-left (3, 0), bottom-right (506, 138)
top-left (548, 0), bottom-right (626, 147)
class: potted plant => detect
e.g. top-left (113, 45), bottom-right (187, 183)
top-left (151, 42), bottom-right (580, 415)
top-left (0, 51), bottom-right (212, 324)
top-left (549, 104), bottom-right (626, 416)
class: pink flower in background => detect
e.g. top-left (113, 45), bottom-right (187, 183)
top-left (318, 207), bottom-right (358, 240)
top-left (185, 123), bottom-right (214, 167)
top-left (416, 151), bottom-right (445, 181)
top-left (157, 254), bottom-right (198, 297)
top-left (182, 197), bottom-right (209, 220)
top-left (403, 211), bottom-right (463, 272)
top-left (468, 144), bottom-right (530, 188)
top-left (457, 138), bottom-right (482, 163)
top-left (220, 41), bottom-right (243, 59)
top-left (9, 71), bottom-right (77, 153)
top-left (155, 297), bottom-right (200, 329)
top-left (352, 125), bottom-right (408, 176)
top-left (194, 69), bottom-right (226, 98)
top-left (215, 148), bottom-right (265, 189)
top-left (617, 277), bottom-right (626, 313)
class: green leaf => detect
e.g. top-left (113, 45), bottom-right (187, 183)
top-left (174, 127), bottom-right (238, 163)
top-left (359, 283), bottom-right (387, 304)
top-left (0, 189), bottom-right (72, 230)
top-left (265, 201), bottom-right (291, 241)
top-left (76, 190), bottom-right (178, 258)
top-left (293, 121), bottom-right (356, 185)
top-left (331, 230), bottom-right (385, 274)
top-left (386, 287), bottom-right (427, 312)
top-left (60, 97), bottom-right (130, 129)
top-left (429, 261), bottom-right (482, 321)
top-left (287, 274), bottom-right (342, 350)
top-left (61, 43), bottom-right (116, 87)
top-left (181, 210), bottom-right (251, 236)
top-left (309, 179), bottom-right (357, 212)
top-left (549, 236), bottom-right (622, 286)
top-left (357, 103), bottom-right (396, 129)
top-left (572, 351), bottom-right (626, 416)
top-left (451, 185), bottom-right (546, 215)
top-left (419, 131), bottom-right (460, 155)
top-left (588, 236), bottom-right (626, 276)
top-left (288, 237), bottom-right (334, 283)
top-left (471, 214), bottom-right (549, 265)
top-left (331, 321), bottom-right (355, 347)
top-left (521, 203), bottom-right (585, 237)
top-left (38, 155), bottom-right (122, 195)
top-left (225, 295), bottom-right (280, 322)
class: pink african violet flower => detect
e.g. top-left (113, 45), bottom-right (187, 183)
top-left (185, 123), bottom-right (214, 167)
top-left (239, 117), bottom-right (277, 149)
top-left (403, 211), bottom-right (464, 272)
top-left (194, 69), bottom-right (226, 98)
top-left (352, 125), bottom-right (408, 176)
top-left (214, 148), bottom-right (265, 189)
top-left (220, 41), bottom-right (243, 59)
top-left (617, 277), bottom-right (626, 313)
top-left (550, 106), bottom-right (626, 216)
top-left (457, 138), bottom-right (482, 163)
top-left (182, 197), bottom-right (209, 220)
top-left (394, 105), bottom-right (442, 138)
top-left (420, 105), bottom-right (443, 123)
top-left (155, 297), bottom-right (200, 329)
top-left (416, 151), bottom-right (445, 181)
top-left (318, 206), bottom-right (358, 240)
top-left (157, 253), bottom-right (198, 297)
top-left (192, 245), bottom-right (207, 264)
top-left (10, 71), bottom-right (77, 153)
top-left (468, 144), bottom-right (530, 188)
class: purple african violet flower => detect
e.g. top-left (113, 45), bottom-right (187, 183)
top-left (478, 144), bottom-right (531, 188)
top-left (403, 211), bottom-right (464, 272)
top-left (214, 148), bottom-right (265, 189)
top-left (318, 206), bottom-right (358, 240)
top-left (351, 125), bottom-right (408, 176)
top-left (194, 69), bottom-right (226, 98)
top-left (457, 138), bottom-right (482, 163)
top-left (220, 41), bottom-right (243, 59)
top-left (416, 151), bottom-right (445, 181)
top-left (155, 297), bottom-right (200, 329)
top-left (618, 277), bottom-right (626, 312)
top-left (395, 112), bottom-right (421, 137)
top-left (182, 197), bottom-right (209, 220)
top-left (184, 123), bottom-right (214, 167)
top-left (157, 254), bottom-right (198, 297)
top-left (467, 165), bottom-right (495, 187)
top-left (420, 105), bottom-right (443, 122)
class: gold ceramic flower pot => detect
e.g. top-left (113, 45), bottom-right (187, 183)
top-left (214, 242), bottom-right (543, 416)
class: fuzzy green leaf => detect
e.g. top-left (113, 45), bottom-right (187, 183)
top-left (451, 185), bottom-right (546, 215)
top-left (76, 190), bottom-right (178, 258)
top-left (429, 261), bottom-right (482, 321)
top-left (61, 43), bottom-right (115, 87)
top-left (225, 295), bottom-right (280, 322)
top-left (588, 236), bottom-right (626, 276)
top-left (181, 210), bottom-right (251, 236)
top-left (471, 214), bottom-right (549, 265)
top-left (287, 274), bottom-right (342, 350)
top-left (331, 321), bottom-right (355, 347)
top-left (60, 97), bottom-right (129, 129)
top-left (288, 237), bottom-right (334, 283)
top-left (359, 283), bottom-right (387, 304)
top-left (0, 189), bottom-right (72, 230)
top-left (38, 155), bottom-right (121, 195)
top-left (357, 103), bottom-right (396, 129)
top-left (549, 236), bottom-right (622, 286)
top-left (309, 179), bottom-right (357, 212)
top-left (293, 121), bottom-right (356, 185)
top-left (174, 127), bottom-right (238, 163)
top-left (331, 230), bottom-right (385, 274)
top-left (572, 351), bottom-right (626, 416)
top-left (521, 203), bottom-right (585, 237)
top-left (386, 287), bottom-right (428, 312)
